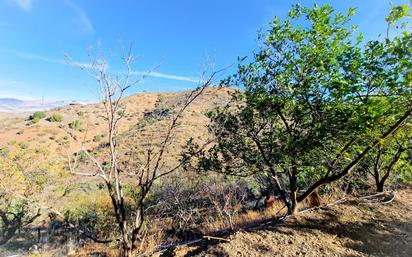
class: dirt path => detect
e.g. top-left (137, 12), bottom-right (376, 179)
top-left (178, 188), bottom-right (412, 257)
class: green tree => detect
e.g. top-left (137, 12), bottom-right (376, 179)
top-left (360, 123), bottom-right (412, 192)
top-left (188, 4), bottom-right (412, 214)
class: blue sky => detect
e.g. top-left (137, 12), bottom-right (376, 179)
top-left (0, 0), bottom-right (407, 101)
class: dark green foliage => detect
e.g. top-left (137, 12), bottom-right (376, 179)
top-left (137, 100), bottom-right (172, 128)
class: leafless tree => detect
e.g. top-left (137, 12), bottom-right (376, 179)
top-left (201, 176), bottom-right (247, 231)
top-left (65, 45), bottom-right (225, 256)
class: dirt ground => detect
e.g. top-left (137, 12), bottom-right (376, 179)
top-left (175, 188), bottom-right (412, 257)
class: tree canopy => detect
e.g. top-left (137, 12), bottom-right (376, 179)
top-left (188, 4), bottom-right (412, 214)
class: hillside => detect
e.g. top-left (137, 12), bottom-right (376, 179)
top-left (0, 87), bottom-right (233, 216)
top-left (0, 87), bottom-right (232, 159)
top-left (172, 187), bottom-right (412, 257)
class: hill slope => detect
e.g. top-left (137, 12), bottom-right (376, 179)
top-left (177, 188), bottom-right (412, 257)
top-left (0, 87), bottom-right (232, 157)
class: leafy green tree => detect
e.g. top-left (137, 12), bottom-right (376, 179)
top-left (188, 4), bottom-right (411, 214)
top-left (360, 123), bottom-right (412, 192)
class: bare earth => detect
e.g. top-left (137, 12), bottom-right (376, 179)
top-left (177, 188), bottom-right (412, 257)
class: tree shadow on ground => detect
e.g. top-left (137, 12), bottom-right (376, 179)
top-left (265, 205), bottom-right (412, 257)
top-left (182, 201), bottom-right (412, 257)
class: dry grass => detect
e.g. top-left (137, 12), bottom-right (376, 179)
top-left (69, 243), bottom-right (120, 257)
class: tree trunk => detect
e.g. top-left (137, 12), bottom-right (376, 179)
top-left (376, 182), bottom-right (385, 192)
top-left (377, 145), bottom-right (404, 193)
top-left (297, 107), bottom-right (411, 203)
top-left (0, 226), bottom-right (18, 246)
top-left (289, 165), bottom-right (298, 214)
top-left (271, 176), bottom-right (293, 215)
top-left (374, 170), bottom-right (382, 192)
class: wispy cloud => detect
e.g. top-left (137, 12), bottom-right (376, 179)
top-left (10, 0), bottom-right (32, 11)
top-left (15, 51), bottom-right (90, 68)
top-left (14, 51), bottom-right (198, 83)
top-left (132, 71), bottom-right (198, 83)
top-left (0, 79), bottom-right (20, 84)
top-left (64, 0), bottom-right (94, 33)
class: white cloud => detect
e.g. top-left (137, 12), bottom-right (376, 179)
top-left (14, 51), bottom-right (198, 83)
top-left (133, 71), bottom-right (199, 83)
top-left (64, 0), bottom-right (94, 33)
top-left (15, 51), bottom-right (91, 68)
top-left (0, 79), bottom-right (20, 84)
top-left (10, 0), bottom-right (32, 11)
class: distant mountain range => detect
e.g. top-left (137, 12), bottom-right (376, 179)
top-left (0, 98), bottom-right (82, 112)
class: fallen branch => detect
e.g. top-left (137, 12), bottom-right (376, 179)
top-left (358, 192), bottom-right (387, 200)
top-left (358, 192), bottom-right (396, 206)
top-left (203, 235), bottom-right (230, 242)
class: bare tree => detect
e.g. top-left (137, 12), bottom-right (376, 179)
top-left (202, 176), bottom-right (247, 231)
top-left (66, 45), bottom-right (225, 256)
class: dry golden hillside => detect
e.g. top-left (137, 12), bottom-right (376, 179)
top-left (0, 87), bottom-right (233, 215)
top-left (0, 87), bottom-right (233, 160)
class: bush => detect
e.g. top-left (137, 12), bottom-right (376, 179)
top-left (76, 150), bottom-right (88, 162)
top-left (0, 146), bottom-right (9, 157)
top-left (29, 111), bottom-right (46, 122)
top-left (137, 106), bottom-right (172, 129)
top-left (49, 113), bottom-right (63, 122)
top-left (64, 192), bottom-right (118, 239)
top-left (93, 135), bottom-right (103, 142)
top-left (69, 120), bottom-right (81, 130)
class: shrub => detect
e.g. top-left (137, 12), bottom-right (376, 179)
top-left (0, 146), bottom-right (9, 157)
top-left (31, 116), bottom-right (40, 124)
top-left (19, 142), bottom-right (29, 149)
top-left (64, 192), bottom-right (118, 239)
top-left (93, 135), bottom-right (103, 142)
top-left (29, 111), bottom-right (46, 121)
top-left (69, 120), bottom-right (81, 130)
top-left (49, 113), bottom-right (63, 122)
top-left (76, 150), bottom-right (88, 162)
